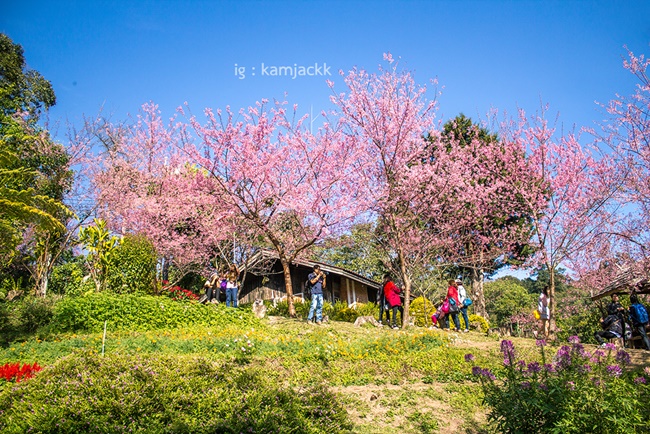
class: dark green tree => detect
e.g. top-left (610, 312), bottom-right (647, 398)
top-left (0, 34), bottom-right (73, 296)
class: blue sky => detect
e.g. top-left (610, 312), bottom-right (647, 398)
top-left (3, 1), bottom-right (650, 280)
top-left (3, 0), bottom-right (650, 140)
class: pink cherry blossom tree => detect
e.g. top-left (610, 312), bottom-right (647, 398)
top-left (596, 48), bottom-right (650, 277)
top-left (500, 108), bottom-right (620, 337)
top-left (185, 100), bottom-right (364, 316)
top-left (80, 104), bottom-right (234, 286)
top-left (328, 54), bottom-right (443, 326)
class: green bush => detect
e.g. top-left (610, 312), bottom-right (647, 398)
top-left (355, 302), bottom-right (379, 318)
top-left (51, 293), bottom-right (260, 332)
top-left (106, 234), bottom-right (157, 294)
top-left (0, 296), bottom-right (57, 344)
top-left (331, 300), bottom-right (360, 322)
top-left (472, 338), bottom-right (650, 433)
top-left (410, 296), bottom-right (435, 327)
top-left (49, 259), bottom-right (92, 296)
top-left (468, 314), bottom-right (489, 333)
top-left (0, 351), bottom-right (353, 433)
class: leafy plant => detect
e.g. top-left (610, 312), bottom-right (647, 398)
top-left (471, 338), bottom-right (650, 433)
top-left (0, 351), bottom-right (353, 433)
top-left (51, 292), bottom-right (260, 332)
top-left (410, 296), bottom-right (435, 327)
top-left (105, 233), bottom-right (157, 294)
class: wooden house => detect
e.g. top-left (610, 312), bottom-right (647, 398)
top-left (237, 251), bottom-right (381, 306)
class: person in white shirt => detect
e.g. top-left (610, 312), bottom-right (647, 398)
top-left (456, 278), bottom-right (470, 333)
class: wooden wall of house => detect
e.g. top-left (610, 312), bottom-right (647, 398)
top-left (338, 277), bottom-right (372, 305)
top-left (238, 263), bottom-right (378, 306)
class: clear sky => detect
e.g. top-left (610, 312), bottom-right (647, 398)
top-left (3, 0), bottom-right (650, 140)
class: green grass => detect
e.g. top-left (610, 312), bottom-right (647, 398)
top-left (0, 312), bottom-right (516, 433)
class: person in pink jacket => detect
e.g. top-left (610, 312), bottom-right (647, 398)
top-left (446, 280), bottom-right (462, 332)
top-left (382, 274), bottom-right (403, 329)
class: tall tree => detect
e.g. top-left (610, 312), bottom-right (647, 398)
top-left (81, 104), bottom-right (233, 285)
top-left (435, 114), bottom-right (539, 319)
top-left (0, 34), bottom-right (72, 295)
top-left (329, 54), bottom-right (445, 326)
top-left (502, 108), bottom-right (620, 338)
top-left (596, 48), bottom-right (650, 276)
top-left (186, 100), bottom-right (364, 316)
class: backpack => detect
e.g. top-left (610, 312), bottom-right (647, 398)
top-left (630, 303), bottom-right (649, 325)
top-left (304, 276), bottom-right (313, 296)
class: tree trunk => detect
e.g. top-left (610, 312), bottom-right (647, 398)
top-left (398, 249), bottom-right (411, 327)
top-left (548, 264), bottom-right (557, 340)
top-left (35, 251), bottom-right (52, 298)
top-left (470, 267), bottom-right (488, 319)
top-left (280, 258), bottom-right (296, 317)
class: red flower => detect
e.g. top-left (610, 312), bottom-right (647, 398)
top-left (0, 362), bottom-right (42, 382)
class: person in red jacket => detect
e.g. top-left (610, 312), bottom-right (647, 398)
top-left (382, 274), bottom-right (403, 329)
top-left (446, 280), bottom-right (462, 332)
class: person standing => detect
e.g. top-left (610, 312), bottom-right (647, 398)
top-left (629, 293), bottom-right (650, 350)
top-left (225, 264), bottom-right (240, 307)
top-left (307, 265), bottom-right (326, 324)
top-left (446, 280), bottom-right (462, 332)
top-left (383, 274), bottom-right (403, 329)
top-left (376, 281), bottom-right (391, 325)
top-left (202, 268), bottom-right (220, 303)
top-left (538, 287), bottom-right (550, 339)
top-left (456, 278), bottom-right (470, 333)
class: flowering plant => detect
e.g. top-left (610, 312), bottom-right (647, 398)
top-left (161, 284), bottom-right (200, 301)
top-left (0, 362), bottom-right (42, 382)
top-left (470, 338), bottom-right (650, 433)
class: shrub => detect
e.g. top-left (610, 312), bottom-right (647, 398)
top-left (48, 260), bottom-right (89, 296)
top-left (0, 295), bottom-right (57, 343)
top-left (51, 293), bottom-right (260, 332)
top-left (410, 296), bottom-right (435, 327)
top-left (468, 314), bottom-right (489, 333)
top-left (355, 301), bottom-right (379, 318)
top-left (106, 234), bottom-right (157, 294)
top-left (0, 351), bottom-right (353, 433)
top-left (331, 300), bottom-right (359, 322)
top-left (471, 338), bottom-right (650, 433)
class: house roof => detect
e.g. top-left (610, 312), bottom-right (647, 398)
top-left (590, 267), bottom-right (650, 301)
top-left (241, 249), bottom-right (381, 289)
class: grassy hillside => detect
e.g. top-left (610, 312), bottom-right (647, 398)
top-left (0, 300), bottom-right (648, 433)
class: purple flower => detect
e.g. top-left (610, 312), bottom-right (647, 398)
top-left (472, 366), bottom-right (482, 376)
top-left (615, 349), bottom-right (631, 365)
top-left (568, 336), bottom-right (580, 344)
top-left (578, 364), bottom-right (592, 373)
top-left (521, 381), bottom-right (531, 389)
top-left (536, 339), bottom-right (547, 347)
top-left (543, 363), bottom-right (556, 373)
top-left (555, 345), bottom-right (572, 368)
top-left (500, 340), bottom-right (516, 363)
top-left (634, 376), bottom-right (647, 384)
top-left (483, 369), bottom-right (496, 381)
top-left (590, 349), bottom-right (606, 364)
top-left (538, 383), bottom-right (548, 390)
top-left (606, 365), bottom-right (623, 377)
top-left (464, 353), bottom-right (475, 363)
top-left (527, 362), bottom-right (541, 374)
top-left (604, 343), bottom-right (616, 351)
